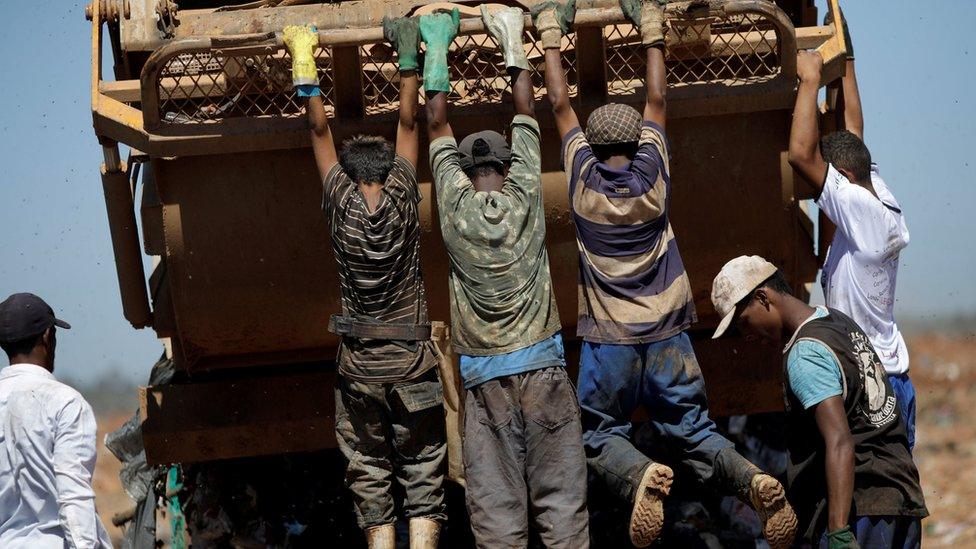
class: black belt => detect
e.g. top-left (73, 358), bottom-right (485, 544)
top-left (329, 315), bottom-right (432, 341)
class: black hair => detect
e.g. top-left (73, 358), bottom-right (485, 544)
top-left (761, 270), bottom-right (793, 296)
top-left (591, 142), bottom-right (639, 162)
top-left (821, 130), bottom-right (872, 183)
top-left (339, 135), bottom-right (395, 184)
top-left (464, 163), bottom-right (505, 180)
top-left (733, 270), bottom-right (793, 311)
top-left (0, 332), bottom-right (43, 358)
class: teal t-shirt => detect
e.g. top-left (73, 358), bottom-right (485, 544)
top-left (786, 308), bottom-right (844, 409)
top-left (459, 333), bottom-right (566, 389)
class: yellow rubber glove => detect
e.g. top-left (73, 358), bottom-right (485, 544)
top-left (282, 25), bottom-right (319, 87)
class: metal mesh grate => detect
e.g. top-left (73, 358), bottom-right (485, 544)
top-left (151, 8), bottom-right (779, 124)
top-left (356, 31), bottom-right (580, 114)
top-left (156, 47), bottom-right (335, 124)
top-left (606, 11), bottom-right (781, 96)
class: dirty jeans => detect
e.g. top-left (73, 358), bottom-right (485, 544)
top-left (464, 366), bottom-right (590, 548)
top-left (578, 332), bottom-right (757, 503)
top-left (334, 368), bottom-right (447, 529)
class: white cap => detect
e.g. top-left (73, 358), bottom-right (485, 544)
top-left (710, 255), bottom-right (778, 339)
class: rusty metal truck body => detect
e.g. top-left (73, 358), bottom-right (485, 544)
top-left (89, 0), bottom-right (848, 465)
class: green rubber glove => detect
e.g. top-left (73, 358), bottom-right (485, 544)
top-left (826, 526), bottom-right (860, 549)
top-left (283, 25), bottom-right (319, 87)
top-left (383, 16), bottom-right (421, 72)
top-left (619, 0), bottom-right (666, 47)
top-left (419, 9), bottom-right (460, 93)
top-left (531, 0), bottom-right (576, 49)
top-left (481, 6), bottom-right (530, 70)
top-left (823, 6), bottom-right (854, 60)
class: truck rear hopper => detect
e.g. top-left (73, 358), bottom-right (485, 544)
top-left (88, 0), bottom-right (850, 464)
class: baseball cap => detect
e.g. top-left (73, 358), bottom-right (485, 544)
top-left (0, 293), bottom-right (71, 343)
top-left (585, 103), bottom-right (642, 145)
top-left (710, 256), bottom-right (778, 339)
top-left (459, 130), bottom-right (511, 171)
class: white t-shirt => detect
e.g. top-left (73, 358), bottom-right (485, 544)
top-left (818, 163), bottom-right (911, 375)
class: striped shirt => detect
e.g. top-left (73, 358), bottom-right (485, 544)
top-left (323, 156), bottom-right (437, 383)
top-left (562, 122), bottom-right (696, 344)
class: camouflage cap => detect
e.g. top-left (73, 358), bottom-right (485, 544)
top-left (585, 103), bottom-right (643, 145)
top-left (459, 130), bottom-right (511, 171)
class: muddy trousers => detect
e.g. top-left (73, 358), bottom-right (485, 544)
top-left (577, 332), bottom-right (759, 503)
top-left (334, 368), bottom-right (448, 529)
top-left (463, 367), bottom-right (590, 548)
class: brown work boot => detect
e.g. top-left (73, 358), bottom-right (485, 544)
top-left (748, 473), bottom-right (797, 549)
top-left (409, 517), bottom-right (440, 549)
top-left (365, 523), bottom-right (395, 549)
top-left (629, 462), bottom-right (674, 548)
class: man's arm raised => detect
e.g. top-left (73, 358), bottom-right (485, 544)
top-left (534, 1), bottom-right (580, 138)
top-left (644, 45), bottom-right (666, 129)
top-left (420, 10), bottom-right (459, 142)
top-left (788, 51), bottom-right (829, 193)
top-left (397, 71), bottom-right (421, 165)
top-left (385, 17), bottom-right (423, 165)
top-left (283, 25), bottom-right (338, 179)
top-left (307, 95), bottom-right (338, 178)
top-left (836, 59), bottom-right (863, 141)
top-left (619, 0), bottom-right (667, 128)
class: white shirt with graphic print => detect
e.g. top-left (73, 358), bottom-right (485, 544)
top-left (818, 163), bottom-right (911, 375)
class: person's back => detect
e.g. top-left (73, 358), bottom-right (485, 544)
top-left (541, 2), bottom-right (796, 546)
top-left (0, 293), bottom-right (111, 548)
top-left (563, 105), bottom-right (695, 342)
top-left (0, 367), bottom-right (102, 547)
top-left (786, 23), bottom-right (918, 448)
top-left (324, 146), bottom-right (438, 383)
top-left (819, 159), bottom-right (910, 377)
top-left (423, 8), bottom-right (588, 547)
top-left (281, 24), bottom-right (447, 546)
top-left (430, 116), bottom-right (561, 356)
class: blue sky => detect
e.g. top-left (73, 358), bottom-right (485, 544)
top-left (1, 0), bottom-right (974, 384)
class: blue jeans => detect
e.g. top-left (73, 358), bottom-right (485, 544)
top-left (818, 516), bottom-right (921, 549)
top-left (577, 332), bottom-right (738, 502)
top-left (888, 373), bottom-right (916, 451)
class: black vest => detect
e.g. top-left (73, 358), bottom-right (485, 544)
top-left (783, 309), bottom-right (927, 541)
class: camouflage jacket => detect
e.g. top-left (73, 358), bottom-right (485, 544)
top-left (429, 115), bottom-right (561, 355)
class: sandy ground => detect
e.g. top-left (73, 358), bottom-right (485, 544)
top-left (92, 332), bottom-right (976, 547)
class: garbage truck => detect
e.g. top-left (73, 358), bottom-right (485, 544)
top-left (89, 0), bottom-right (851, 542)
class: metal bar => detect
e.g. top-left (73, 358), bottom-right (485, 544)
top-left (101, 142), bottom-right (153, 329)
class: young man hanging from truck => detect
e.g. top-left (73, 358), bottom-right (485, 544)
top-left (420, 8), bottom-right (589, 547)
top-left (535, 1), bottom-right (797, 546)
top-left (709, 255), bottom-right (927, 548)
top-left (788, 13), bottom-right (917, 451)
top-left (283, 23), bottom-right (445, 549)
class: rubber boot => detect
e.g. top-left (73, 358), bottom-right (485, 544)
top-left (748, 473), bottom-right (798, 549)
top-left (629, 461), bottom-right (673, 548)
top-left (409, 517), bottom-right (441, 549)
top-left (365, 523), bottom-right (395, 549)
top-left (714, 447), bottom-right (797, 549)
